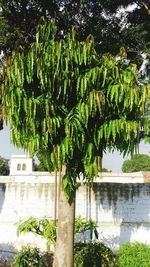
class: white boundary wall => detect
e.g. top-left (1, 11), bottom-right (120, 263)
top-left (0, 171), bottom-right (150, 256)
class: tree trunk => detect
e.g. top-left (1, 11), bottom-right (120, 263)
top-left (54, 188), bottom-right (75, 267)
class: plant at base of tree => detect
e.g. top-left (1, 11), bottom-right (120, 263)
top-left (122, 154), bottom-right (150, 172)
top-left (12, 246), bottom-right (44, 267)
top-left (17, 216), bottom-right (99, 251)
top-left (17, 217), bottom-right (57, 252)
top-left (117, 242), bottom-right (150, 267)
top-left (74, 242), bottom-right (118, 267)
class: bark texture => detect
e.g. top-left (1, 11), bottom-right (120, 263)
top-left (54, 189), bottom-right (75, 267)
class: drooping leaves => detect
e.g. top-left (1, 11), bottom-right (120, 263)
top-left (1, 19), bottom-right (149, 200)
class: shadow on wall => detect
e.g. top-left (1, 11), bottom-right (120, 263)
top-left (0, 184), bottom-right (6, 213)
top-left (91, 183), bottom-right (150, 250)
top-left (0, 243), bottom-right (16, 267)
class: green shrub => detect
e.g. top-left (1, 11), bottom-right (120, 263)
top-left (122, 154), bottom-right (150, 172)
top-left (118, 242), bottom-right (150, 267)
top-left (17, 216), bottom-right (98, 251)
top-left (12, 246), bottom-right (44, 267)
top-left (74, 242), bottom-right (118, 267)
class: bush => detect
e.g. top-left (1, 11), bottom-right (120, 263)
top-left (122, 154), bottom-right (150, 172)
top-left (74, 242), bottom-right (118, 267)
top-left (118, 242), bottom-right (150, 267)
top-left (12, 246), bottom-right (44, 267)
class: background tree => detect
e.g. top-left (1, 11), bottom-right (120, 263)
top-left (0, 156), bottom-right (9, 175)
top-left (122, 153), bottom-right (150, 172)
top-left (1, 19), bottom-right (148, 267)
top-left (102, 168), bottom-right (112, 173)
top-left (0, 0), bottom-right (150, 69)
top-left (33, 154), bottom-right (49, 172)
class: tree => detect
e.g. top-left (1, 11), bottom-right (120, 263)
top-left (33, 161), bottom-right (49, 172)
top-left (33, 156), bottom-right (49, 172)
top-left (0, 156), bottom-right (9, 175)
top-left (1, 19), bottom-right (148, 266)
top-left (0, 0), bottom-right (150, 68)
top-left (102, 168), bottom-right (112, 173)
top-left (1, 1), bottom-right (150, 133)
top-left (122, 154), bottom-right (150, 172)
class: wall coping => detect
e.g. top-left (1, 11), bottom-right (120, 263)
top-left (0, 171), bottom-right (149, 184)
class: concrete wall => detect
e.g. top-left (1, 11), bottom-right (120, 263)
top-left (0, 171), bottom-right (150, 256)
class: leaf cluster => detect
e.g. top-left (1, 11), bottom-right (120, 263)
top-left (13, 246), bottom-right (44, 267)
top-left (17, 217), bottom-right (56, 251)
top-left (74, 216), bottom-right (99, 241)
top-left (17, 216), bottom-right (98, 251)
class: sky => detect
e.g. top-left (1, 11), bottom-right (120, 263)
top-left (0, 123), bottom-right (150, 172)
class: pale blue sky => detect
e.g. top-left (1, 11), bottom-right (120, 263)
top-left (0, 124), bottom-right (150, 172)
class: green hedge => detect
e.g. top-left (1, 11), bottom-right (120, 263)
top-left (118, 242), bottom-right (150, 267)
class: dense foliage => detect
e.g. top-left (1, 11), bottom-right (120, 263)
top-left (118, 242), bottom-right (150, 267)
top-left (74, 242), bottom-right (118, 267)
top-left (13, 246), bottom-right (44, 267)
top-left (1, 19), bottom-right (148, 199)
top-left (13, 241), bottom-right (150, 267)
top-left (122, 153), bottom-right (150, 172)
top-left (0, 0), bottom-right (150, 69)
top-left (12, 247), bottom-right (54, 267)
top-left (33, 158), bottom-right (49, 172)
top-left (0, 156), bottom-right (9, 175)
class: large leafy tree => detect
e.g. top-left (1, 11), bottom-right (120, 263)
top-left (0, 0), bottom-right (150, 66)
top-left (1, 0), bottom-right (150, 133)
top-left (1, 19), bottom-right (148, 266)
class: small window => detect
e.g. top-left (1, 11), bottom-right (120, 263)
top-left (22, 164), bottom-right (26, 171)
top-left (17, 164), bottom-right (21, 171)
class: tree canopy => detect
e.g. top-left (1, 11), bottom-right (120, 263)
top-left (0, 0), bottom-right (150, 69)
top-left (1, 1), bottom-right (150, 134)
top-left (122, 153), bottom-right (150, 172)
top-left (1, 19), bottom-right (148, 199)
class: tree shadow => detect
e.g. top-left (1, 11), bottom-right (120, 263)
top-left (92, 183), bottom-right (150, 251)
